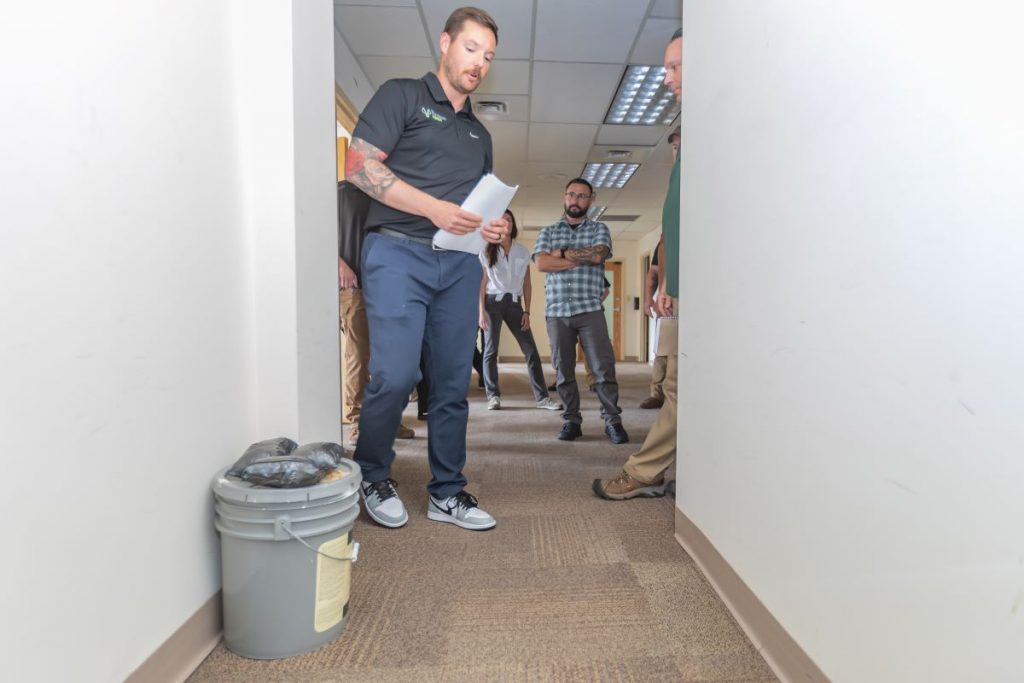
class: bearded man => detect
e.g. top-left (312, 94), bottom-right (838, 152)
top-left (345, 6), bottom-right (509, 531)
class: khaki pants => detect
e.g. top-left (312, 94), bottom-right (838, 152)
top-left (623, 310), bottom-right (678, 484)
top-left (339, 288), bottom-right (370, 426)
top-left (649, 354), bottom-right (667, 400)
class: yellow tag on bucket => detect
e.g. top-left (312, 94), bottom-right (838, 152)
top-left (314, 533), bottom-right (352, 633)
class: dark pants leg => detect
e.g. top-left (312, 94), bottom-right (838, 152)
top-left (416, 350), bottom-right (429, 417)
top-left (357, 232), bottom-right (480, 497)
top-left (421, 247), bottom-right (481, 498)
top-left (576, 310), bottom-right (622, 425)
top-left (482, 296), bottom-right (505, 398)
top-left (502, 300), bottom-right (549, 402)
top-left (547, 316), bottom-right (582, 424)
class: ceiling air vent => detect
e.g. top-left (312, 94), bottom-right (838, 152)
top-left (606, 150), bottom-right (633, 159)
top-left (474, 100), bottom-right (508, 118)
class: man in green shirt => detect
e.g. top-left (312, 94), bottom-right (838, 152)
top-left (594, 28), bottom-right (682, 499)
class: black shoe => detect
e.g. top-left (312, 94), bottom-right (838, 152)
top-left (605, 423), bottom-right (629, 444)
top-left (556, 422), bottom-right (582, 441)
top-left (417, 411), bottom-right (428, 421)
top-left (547, 382), bottom-right (557, 392)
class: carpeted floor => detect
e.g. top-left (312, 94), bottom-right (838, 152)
top-left (190, 363), bottom-right (777, 682)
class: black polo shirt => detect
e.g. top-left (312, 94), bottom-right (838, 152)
top-left (353, 72), bottom-right (493, 240)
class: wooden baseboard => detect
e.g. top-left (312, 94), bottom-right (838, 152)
top-left (125, 592), bottom-right (222, 683)
top-left (674, 507), bottom-right (830, 683)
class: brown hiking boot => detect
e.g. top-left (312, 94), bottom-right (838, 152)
top-left (639, 396), bottom-right (664, 409)
top-left (396, 423), bottom-right (415, 439)
top-left (592, 471), bottom-right (668, 500)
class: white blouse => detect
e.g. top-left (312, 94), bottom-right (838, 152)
top-left (479, 241), bottom-right (531, 302)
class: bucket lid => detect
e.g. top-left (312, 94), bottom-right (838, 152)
top-left (212, 458), bottom-right (361, 504)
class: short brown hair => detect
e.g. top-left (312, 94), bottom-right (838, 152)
top-left (443, 7), bottom-right (499, 45)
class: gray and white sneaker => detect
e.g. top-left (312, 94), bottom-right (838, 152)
top-left (536, 396), bottom-right (562, 411)
top-left (486, 396), bottom-right (501, 410)
top-left (427, 491), bottom-right (496, 530)
top-left (360, 478), bottom-right (408, 528)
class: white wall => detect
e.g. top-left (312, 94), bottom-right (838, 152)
top-left (679, 2), bottom-right (1024, 682)
top-left (0, 1), bottom-right (339, 680)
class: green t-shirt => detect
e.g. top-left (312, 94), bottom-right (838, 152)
top-left (662, 157), bottom-right (680, 297)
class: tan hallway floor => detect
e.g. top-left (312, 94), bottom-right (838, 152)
top-left (190, 363), bottom-right (778, 683)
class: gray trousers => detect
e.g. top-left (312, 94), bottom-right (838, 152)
top-left (546, 310), bottom-right (622, 426)
top-left (482, 294), bottom-right (549, 401)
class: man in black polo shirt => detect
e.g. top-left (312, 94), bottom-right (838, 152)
top-left (345, 6), bottom-right (508, 531)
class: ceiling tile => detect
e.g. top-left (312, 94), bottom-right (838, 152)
top-left (420, 0), bottom-right (534, 60)
top-left (650, 0), bottom-right (683, 20)
top-left (586, 146), bottom-right (655, 164)
top-left (358, 56), bottom-right (437, 90)
top-left (485, 120), bottom-right (529, 164)
top-left (473, 60), bottom-right (531, 95)
top-left (596, 124), bottom-right (670, 147)
top-left (527, 123), bottom-right (598, 163)
top-left (335, 6), bottom-right (432, 57)
top-left (530, 62), bottom-right (623, 123)
top-left (630, 18), bottom-right (682, 65)
top-left (334, 0), bottom-right (416, 5)
top-left (534, 0), bottom-right (649, 63)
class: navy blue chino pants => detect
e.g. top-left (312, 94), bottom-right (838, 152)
top-left (354, 231), bottom-right (480, 498)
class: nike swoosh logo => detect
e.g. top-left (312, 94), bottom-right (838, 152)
top-left (469, 132), bottom-right (480, 139)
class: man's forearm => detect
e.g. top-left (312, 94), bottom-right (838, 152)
top-left (564, 244), bottom-right (610, 265)
top-left (346, 136), bottom-right (439, 219)
top-left (644, 266), bottom-right (658, 301)
top-left (535, 253), bottom-right (577, 272)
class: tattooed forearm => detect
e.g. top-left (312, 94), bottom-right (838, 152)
top-left (346, 137), bottom-right (396, 200)
top-left (565, 244), bottom-right (610, 265)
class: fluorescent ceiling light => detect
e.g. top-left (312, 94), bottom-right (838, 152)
top-left (604, 65), bottom-right (679, 125)
top-left (582, 162), bottom-right (640, 189)
top-left (588, 205), bottom-right (608, 220)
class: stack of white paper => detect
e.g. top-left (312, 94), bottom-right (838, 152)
top-left (432, 173), bottom-right (519, 254)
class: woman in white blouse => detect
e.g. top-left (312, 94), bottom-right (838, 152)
top-left (479, 210), bottom-right (562, 411)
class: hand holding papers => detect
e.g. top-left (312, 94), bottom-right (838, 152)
top-left (432, 173), bottom-right (519, 254)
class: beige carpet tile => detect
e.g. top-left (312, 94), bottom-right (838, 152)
top-left (191, 363), bottom-right (777, 682)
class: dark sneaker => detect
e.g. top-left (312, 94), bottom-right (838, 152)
top-left (557, 422), bottom-right (583, 441)
top-left (605, 423), bottom-right (629, 444)
top-left (639, 396), bottom-right (664, 409)
top-left (360, 478), bottom-right (408, 528)
top-left (427, 490), bottom-right (496, 530)
top-left (592, 471), bottom-right (668, 500)
top-left (547, 382), bottom-right (557, 392)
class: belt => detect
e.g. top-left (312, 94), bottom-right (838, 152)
top-left (369, 226), bottom-right (436, 247)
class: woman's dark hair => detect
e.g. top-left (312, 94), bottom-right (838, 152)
top-left (485, 209), bottom-right (518, 267)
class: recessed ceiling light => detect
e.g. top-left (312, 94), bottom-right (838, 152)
top-left (604, 65), bottom-right (679, 126)
top-left (581, 162), bottom-right (640, 189)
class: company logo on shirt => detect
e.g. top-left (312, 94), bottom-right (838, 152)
top-left (469, 131), bottom-right (480, 139)
top-left (421, 107), bottom-right (447, 123)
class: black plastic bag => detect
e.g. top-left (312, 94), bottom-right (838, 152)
top-left (239, 456), bottom-right (324, 488)
top-left (292, 441), bottom-right (344, 471)
top-left (227, 437), bottom-right (298, 477)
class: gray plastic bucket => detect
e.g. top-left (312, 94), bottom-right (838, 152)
top-left (212, 459), bottom-right (362, 659)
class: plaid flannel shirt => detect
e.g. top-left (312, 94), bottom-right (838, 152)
top-left (532, 217), bottom-right (613, 318)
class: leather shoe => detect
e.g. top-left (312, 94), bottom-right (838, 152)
top-left (605, 423), bottom-right (629, 444)
top-left (556, 422), bottom-right (582, 441)
top-left (639, 396), bottom-right (664, 409)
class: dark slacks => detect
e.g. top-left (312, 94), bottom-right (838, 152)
top-left (482, 294), bottom-right (549, 401)
top-left (355, 231), bottom-right (480, 498)
top-left (546, 310), bottom-right (622, 426)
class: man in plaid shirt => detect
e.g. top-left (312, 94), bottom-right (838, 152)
top-left (534, 178), bottom-right (629, 445)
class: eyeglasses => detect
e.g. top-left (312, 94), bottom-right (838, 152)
top-left (565, 191), bottom-right (592, 200)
